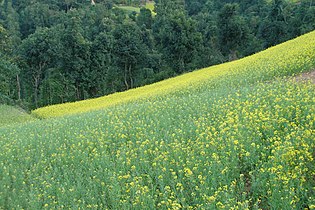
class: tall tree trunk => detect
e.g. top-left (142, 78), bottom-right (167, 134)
top-left (76, 83), bottom-right (80, 100)
top-left (33, 76), bottom-right (39, 108)
top-left (180, 57), bottom-right (185, 72)
top-left (33, 62), bottom-right (46, 107)
top-left (129, 64), bottom-right (133, 89)
top-left (49, 80), bottom-right (52, 105)
top-left (16, 74), bottom-right (21, 101)
top-left (229, 50), bottom-right (238, 61)
top-left (124, 63), bottom-right (129, 90)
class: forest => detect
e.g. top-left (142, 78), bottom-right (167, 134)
top-left (0, 0), bottom-right (314, 108)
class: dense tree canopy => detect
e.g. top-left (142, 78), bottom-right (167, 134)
top-left (0, 0), bottom-right (314, 108)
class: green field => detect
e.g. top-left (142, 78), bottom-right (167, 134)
top-left (0, 31), bottom-right (315, 209)
top-left (116, 2), bottom-right (156, 15)
top-left (0, 104), bottom-right (35, 127)
top-left (117, 5), bottom-right (141, 13)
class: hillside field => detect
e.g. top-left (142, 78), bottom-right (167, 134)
top-left (116, 2), bottom-right (156, 15)
top-left (0, 104), bottom-right (35, 127)
top-left (0, 31), bottom-right (314, 209)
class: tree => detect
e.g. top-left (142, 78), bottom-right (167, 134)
top-left (0, 55), bottom-right (20, 102)
top-left (60, 12), bottom-right (91, 100)
top-left (46, 0), bottom-right (89, 12)
top-left (137, 8), bottom-right (152, 29)
top-left (19, 2), bottom-right (63, 38)
top-left (0, 0), bottom-right (23, 102)
top-left (90, 31), bottom-right (115, 95)
top-left (218, 3), bottom-right (249, 60)
top-left (38, 67), bottom-right (76, 105)
top-left (153, 8), bottom-right (202, 73)
top-left (0, 24), bottom-right (8, 52)
top-left (299, 1), bottom-right (315, 34)
top-left (185, 0), bottom-right (208, 16)
top-left (1, 0), bottom-right (21, 56)
top-left (112, 19), bottom-right (147, 90)
top-left (153, 0), bottom-right (185, 15)
top-left (288, 0), bottom-right (315, 36)
top-left (258, 0), bottom-right (288, 47)
top-left (193, 11), bottom-right (224, 67)
top-left (19, 27), bottom-right (61, 107)
top-left (78, 3), bottom-right (112, 41)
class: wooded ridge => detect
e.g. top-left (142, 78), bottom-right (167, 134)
top-left (0, 0), bottom-right (314, 108)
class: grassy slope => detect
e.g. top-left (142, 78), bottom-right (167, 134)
top-left (116, 2), bottom-right (156, 15)
top-left (117, 5), bottom-right (140, 13)
top-left (0, 104), bottom-right (35, 127)
top-left (0, 32), bottom-right (314, 209)
top-left (33, 30), bottom-right (315, 118)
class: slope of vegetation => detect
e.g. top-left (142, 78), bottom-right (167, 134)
top-left (117, 2), bottom-right (155, 14)
top-left (0, 104), bottom-right (35, 127)
top-left (116, 5), bottom-right (141, 13)
top-left (33, 30), bottom-right (315, 118)
top-left (144, 2), bottom-right (155, 11)
top-left (0, 32), bottom-right (314, 209)
top-left (1, 0), bottom-right (315, 109)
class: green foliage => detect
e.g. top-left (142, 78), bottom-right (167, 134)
top-left (153, 7), bottom-right (202, 73)
top-left (19, 26), bottom-right (62, 107)
top-left (90, 31), bottom-right (115, 95)
top-left (60, 12), bottom-right (92, 101)
top-left (0, 0), bottom-right (21, 55)
top-left (0, 55), bottom-right (20, 100)
top-left (113, 19), bottom-right (148, 89)
top-left (0, 24), bottom-right (7, 50)
top-left (136, 8), bottom-right (152, 28)
top-left (19, 3), bottom-right (59, 38)
top-left (0, 0), bottom-right (315, 108)
top-left (218, 3), bottom-right (249, 59)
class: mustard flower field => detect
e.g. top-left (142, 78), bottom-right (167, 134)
top-left (0, 32), bottom-right (314, 209)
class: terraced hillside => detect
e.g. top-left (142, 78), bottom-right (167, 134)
top-left (0, 31), bottom-right (314, 209)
